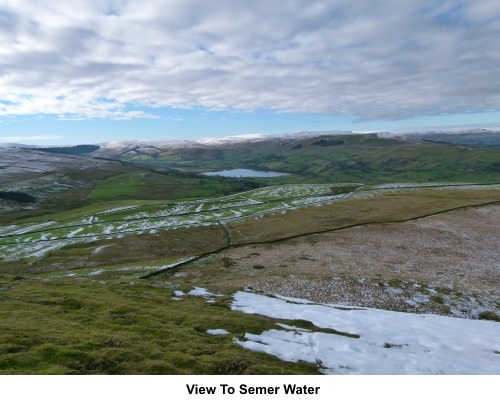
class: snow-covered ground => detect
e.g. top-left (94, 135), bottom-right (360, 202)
top-left (95, 128), bottom-right (500, 151)
top-left (231, 291), bottom-right (500, 374)
top-left (1, 221), bottom-right (57, 235)
top-left (97, 131), bottom-right (355, 151)
top-left (0, 184), bottom-right (352, 260)
top-left (206, 329), bottom-right (230, 336)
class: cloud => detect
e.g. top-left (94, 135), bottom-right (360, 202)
top-left (0, 0), bottom-right (499, 121)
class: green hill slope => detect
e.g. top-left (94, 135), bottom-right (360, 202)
top-left (107, 134), bottom-right (500, 184)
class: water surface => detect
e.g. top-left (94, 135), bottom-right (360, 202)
top-left (201, 168), bottom-right (290, 178)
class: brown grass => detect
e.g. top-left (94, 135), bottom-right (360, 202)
top-left (227, 188), bottom-right (500, 244)
top-left (164, 196), bottom-right (500, 319)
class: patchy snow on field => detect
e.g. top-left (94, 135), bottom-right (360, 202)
top-left (66, 227), bottom-right (85, 238)
top-left (188, 287), bottom-right (223, 297)
top-left (0, 224), bottom-right (21, 234)
top-left (440, 183), bottom-right (500, 190)
top-left (231, 291), bottom-right (500, 375)
top-left (243, 184), bottom-right (336, 200)
top-left (4, 182), bottom-right (495, 262)
top-left (119, 184), bottom-right (345, 221)
top-left (0, 239), bottom-right (85, 260)
top-left (207, 329), bottom-right (231, 336)
top-left (1, 221), bottom-right (57, 236)
top-left (1, 184), bottom-right (349, 249)
top-left (96, 205), bottom-right (139, 215)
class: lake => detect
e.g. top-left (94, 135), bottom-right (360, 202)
top-left (201, 168), bottom-right (290, 178)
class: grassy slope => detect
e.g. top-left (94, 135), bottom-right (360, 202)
top-left (1, 187), bottom-right (500, 374)
top-left (2, 137), bottom-right (500, 375)
top-left (88, 171), bottom-right (263, 201)
top-left (0, 184), bottom-right (357, 275)
top-left (156, 188), bottom-right (500, 285)
top-left (0, 161), bottom-right (146, 224)
top-left (0, 275), bottom-right (319, 374)
top-left (7, 134), bottom-right (497, 223)
top-left (227, 187), bottom-right (500, 244)
top-left (129, 134), bottom-right (500, 184)
top-left (240, 136), bottom-right (500, 183)
top-left (2, 187), bottom-right (499, 277)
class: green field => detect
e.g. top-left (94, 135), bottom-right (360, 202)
top-left (1, 135), bottom-right (500, 374)
top-left (88, 171), bottom-right (256, 201)
top-left (1, 183), bottom-right (499, 374)
top-left (124, 134), bottom-right (500, 184)
top-left (0, 275), bottom-right (320, 374)
top-left (0, 183), bottom-right (360, 265)
top-left (2, 182), bottom-right (499, 278)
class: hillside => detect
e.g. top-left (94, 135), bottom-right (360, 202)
top-left (1, 132), bottom-right (499, 375)
top-left (93, 132), bottom-right (500, 184)
top-left (7, 131), bottom-right (500, 221)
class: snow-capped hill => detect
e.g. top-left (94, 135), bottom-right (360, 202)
top-left (198, 130), bottom-right (355, 146)
top-left (100, 139), bottom-right (198, 149)
top-left (378, 127), bottom-right (500, 138)
top-left (0, 143), bottom-right (37, 149)
top-left (399, 127), bottom-right (500, 135)
top-left (96, 131), bottom-right (356, 153)
top-left (198, 133), bottom-right (267, 145)
top-left (382, 128), bottom-right (500, 147)
top-left (5, 127), bottom-right (499, 153)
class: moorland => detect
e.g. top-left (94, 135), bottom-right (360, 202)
top-left (1, 131), bottom-right (499, 374)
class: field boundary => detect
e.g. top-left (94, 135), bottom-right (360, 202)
top-left (141, 199), bottom-right (500, 278)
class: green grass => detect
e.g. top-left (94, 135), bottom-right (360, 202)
top-left (2, 185), bottom-right (499, 276)
top-left (1, 186), bottom-right (499, 374)
top-left (126, 134), bottom-right (500, 184)
top-left (0, 275), bottom-right (320, 374)
top-left (88, 171), bottom-right (266, 202)
top-left (3, 134), bottom-right (499, 228)
top-left (0, 183), bottom-right (359, 263)
top-left (2, 137), bottom-right (499, 374)
top-left (42, 256), bottom-right (193, 279)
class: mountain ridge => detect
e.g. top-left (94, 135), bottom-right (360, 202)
top-left (2, 127), bottom-right (500, 150)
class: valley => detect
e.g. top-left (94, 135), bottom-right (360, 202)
top-left (1, 131), bottom-right (499, 374)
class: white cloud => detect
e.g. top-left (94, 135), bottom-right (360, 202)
top-left (0, 0), bottom-right (499, 120)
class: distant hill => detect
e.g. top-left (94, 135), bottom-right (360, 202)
top-left (92, 131), bottom-right (500, 184)
top-left (34, 144), bottom-right (100, 155)
top-left (421, 132), bottom-right (500, 147)
top-left (383, 128), bottom-right (500, 147)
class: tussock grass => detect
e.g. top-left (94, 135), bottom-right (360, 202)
top-left (0, 275), bottom-right (319, 374)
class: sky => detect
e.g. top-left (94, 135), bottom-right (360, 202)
top-left (1, 0), bottom-right (500, 145)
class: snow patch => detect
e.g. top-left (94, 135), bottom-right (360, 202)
top-left (231, 291), bottom-right (500, 374)
top-left (97, 206), bottom-right (139, 215)
top-left (188, 287), bottom-right (223, 297)
top-left (207, 329), bottom-right (230, 336)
